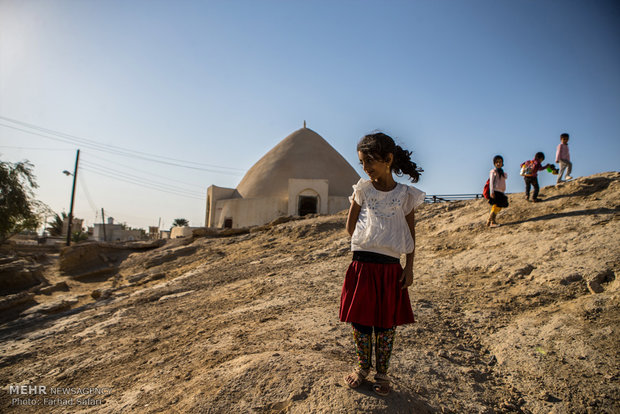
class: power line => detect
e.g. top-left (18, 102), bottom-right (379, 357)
top-left (0, 145), bottom-right (75, 151)
top-left (0, 115), bottom-right (246, 171)
top-left (82, 153), bottom-right (206, 190)
top-left (80, 166), bottom-right (205, 200)
top-left (81, 159), bottom-right (197, 192)
top-left (0, 118), bottom-right (246, 175)
top-left (81, 165), bottom-right (204, 199)
top-left (81, 161), bottom-right (205, 197)
top-left (1, 116), bottom-right (221, 228)
top-left (1, 140), bottom-right (209, 194)
top-left (0, 122), bottom-right (242, 175)
top-left (78, 172), bottom-right (99, 214)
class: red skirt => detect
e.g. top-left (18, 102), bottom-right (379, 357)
top-left (339, 260), bottom-right (415, 329)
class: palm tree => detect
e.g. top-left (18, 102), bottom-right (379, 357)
top-left (172, 218), bottom-right (189, 228)
top-left (47, 212), bottom-right (67, 237)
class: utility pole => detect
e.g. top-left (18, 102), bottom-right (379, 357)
top-left (65, 149), bottom-right (80, 246)
top-left (101, 208), bottom-right (107, 242)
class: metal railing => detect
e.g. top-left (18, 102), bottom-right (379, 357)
top-left (425, 194), bottom-right (483, 203)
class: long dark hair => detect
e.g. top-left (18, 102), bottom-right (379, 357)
top-left (493, 155), bottom-right (506, 178)
top-left (357, 132), bottom-right (423, 183)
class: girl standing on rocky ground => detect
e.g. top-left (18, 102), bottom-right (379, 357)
top-left (487, 155), bottom-right (508, 227)
top-left (340, 132), bottom-right (425, 396)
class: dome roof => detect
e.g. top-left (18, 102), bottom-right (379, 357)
top-left (236, 127), bottom-right (360, 199)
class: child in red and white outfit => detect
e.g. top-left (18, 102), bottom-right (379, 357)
top-left (340, 132), bottom-right (425, 396)
top-left (487, 155), bottom-right (508, 227)
top-left (522, 152), bottom-right (552, 202)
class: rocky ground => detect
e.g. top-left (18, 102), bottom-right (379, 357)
top-left (0, 172), bottom-right (618, 413)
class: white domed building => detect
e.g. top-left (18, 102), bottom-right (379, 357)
top-left (206, 125), bottom-right (360, 229)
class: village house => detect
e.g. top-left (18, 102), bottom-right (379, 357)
top-left (91, 217), bottom-right (145, 242)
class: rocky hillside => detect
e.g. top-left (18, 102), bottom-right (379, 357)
top-left (0, 172), bottom-right (618, 413)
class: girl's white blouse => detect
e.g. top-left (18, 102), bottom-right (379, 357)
top-left (350, 178), bottom-right (426, 259)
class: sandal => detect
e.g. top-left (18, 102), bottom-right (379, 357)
top-left (373, 373), bottom-right (390, 396)
top-left (344, 367), bottom-right (368, 389)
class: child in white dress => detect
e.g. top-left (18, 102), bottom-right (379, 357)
top-left (341, 132), bottom-right (425, 396)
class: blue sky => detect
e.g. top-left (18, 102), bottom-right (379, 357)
top-left (1, 0), bottom-right (619, 230)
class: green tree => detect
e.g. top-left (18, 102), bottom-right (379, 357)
top-left (172, 218), bottom-right (189, 228)
top-left (71, 231), bottom-right (89, 243)
top-left (0, 160), bottom-right (49, 243)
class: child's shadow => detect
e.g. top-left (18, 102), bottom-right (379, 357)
top-left (503, 207), bottom-right (619, 226)
top-left (349, 379), bottom-right (435, 413)
top-left (539, 194), bottom-right (572, 202)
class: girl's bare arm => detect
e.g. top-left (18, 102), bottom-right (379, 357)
top-left (400, 209), bottom-right (416, 289)
top-left (346, 201), bottom-right (361, 236)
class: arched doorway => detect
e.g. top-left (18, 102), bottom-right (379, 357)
top-left (298, 195), bottom-right (318, 216)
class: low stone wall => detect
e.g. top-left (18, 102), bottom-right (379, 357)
top-left (0, 259), bottom-right (47, 295)
top-left (59, 240), bottom-right (165, 277)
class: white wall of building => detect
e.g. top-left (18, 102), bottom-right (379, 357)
top-left (170, 226), bottom-right (196, 238)
top-left (110, 229), bottom-right (144, 242)
top-left (92, 223), bottom-right (122, 241)
top-left (215, 197), bottom-right (287, 229)
top-left (206, 185), bottom-right (239, 227)
top-left (208, 180), bottom-right (352, 229)
top-left (328, 196), bottom-right (352, 215)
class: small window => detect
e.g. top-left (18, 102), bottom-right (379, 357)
top-left (298, 196), bottom-right (318, 216)
top-left (224, 218), bottom-right (233, 229)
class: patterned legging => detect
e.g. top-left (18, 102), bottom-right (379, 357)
top-left (352, 323), bottom-right (396, 374)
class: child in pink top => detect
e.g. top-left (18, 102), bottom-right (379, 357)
top-left (555, 133), bottom-right (573, 183)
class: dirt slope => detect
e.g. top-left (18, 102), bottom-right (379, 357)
top-left (1, 172), bottom-right (618, 413)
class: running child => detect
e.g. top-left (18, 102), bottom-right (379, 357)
top-left (555, 133), bottom-right (573, 183)
top-left (340, 132), bottom-right (425, 396)
top-left (487, 155), bottom-right (508, 227)
top-left (521, 152), bottom-right (552, 202)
